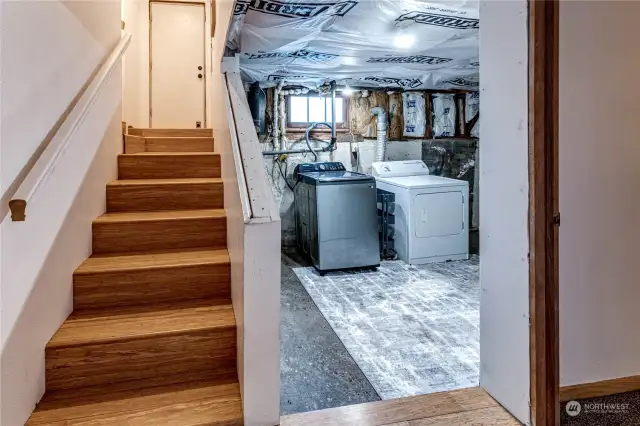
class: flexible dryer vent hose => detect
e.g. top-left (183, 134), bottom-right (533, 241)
top-left (371, 106), bottom-right (388, 162)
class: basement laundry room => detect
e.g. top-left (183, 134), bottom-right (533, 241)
top-left (227, 0), bottom-right (482, 416)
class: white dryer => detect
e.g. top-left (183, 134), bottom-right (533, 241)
top-left (372, 160), bottom-right (469, 264)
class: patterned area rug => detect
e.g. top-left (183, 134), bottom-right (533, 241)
top-left (293, 257), bottom-right (480, 400)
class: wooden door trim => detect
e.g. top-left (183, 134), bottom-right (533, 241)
top-left (528, 0), bottom-right (559, 425)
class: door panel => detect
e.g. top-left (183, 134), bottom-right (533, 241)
top-left (150, 2), bottom-right (205, 128)
top-left (413, 191), bottom-right (464, 238)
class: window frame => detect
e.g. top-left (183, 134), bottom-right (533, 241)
top-left (286, 94), bottom-right (348, 129)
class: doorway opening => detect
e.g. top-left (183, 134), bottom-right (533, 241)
top-left (225, 0), bottom-right (558, 423)
top-left (121, 0), bottom-right (213, 129)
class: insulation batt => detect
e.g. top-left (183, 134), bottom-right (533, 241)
top-left (228, 0), bottom-right (479, 91)
top-left (466, 91), bottom-right (480, 137)
top-left (432, 93), bottom-right (456, 137)
top-left (349, 91), bottom-right (388, 137)
top-left (402, 92), bottom-right (426, 137)
top-left (388, 93), bottom-right (404, 139)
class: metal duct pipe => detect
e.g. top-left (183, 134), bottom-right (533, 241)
top-left (371, 106), bottom-right (388, 162)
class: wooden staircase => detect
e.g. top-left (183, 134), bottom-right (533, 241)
top-left (27, 128), bottom-right (243, 425)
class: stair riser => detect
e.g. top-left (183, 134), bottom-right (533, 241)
top-left (124, 137), bottom-right (215, 154)
top-left (146, 137), bottom-right (215, 153)
top-left (118, 155), bottom-right (221, 179)
top-left (107, 182), bottom-right (223, 212)
top-left (45, 329), bottom-right (236, 391)
top-left (92, 217), bottom-right (226, 254)
top-left (33, 370), bottom-right (239, 405)
top-left (129, 128), bottom-right (213, 137)
top-left (74, 263), bottom-right (231, 309)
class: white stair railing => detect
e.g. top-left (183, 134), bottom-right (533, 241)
top-left (219, 65), bottom-right (281, 426)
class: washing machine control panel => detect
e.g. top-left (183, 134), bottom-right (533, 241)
top-left (296, 162), bottom-right (346, 173)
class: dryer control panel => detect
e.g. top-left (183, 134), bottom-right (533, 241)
top-left (371, 160), bottom-right (430, 178)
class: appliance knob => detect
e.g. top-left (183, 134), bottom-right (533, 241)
top-left (319, 164), bottom-right (326, 170)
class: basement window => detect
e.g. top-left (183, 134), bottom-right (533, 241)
top-left (287, 95), bottom-right (347, 129)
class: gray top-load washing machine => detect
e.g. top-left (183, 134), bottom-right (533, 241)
top-left (293, 162), bottom-right (380, 274)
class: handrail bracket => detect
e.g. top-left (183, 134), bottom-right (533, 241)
top-left (9, 199), bottom-right (27, 222)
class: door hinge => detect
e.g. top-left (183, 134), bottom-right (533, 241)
top-left (553, 212), bottom-right (560, 227)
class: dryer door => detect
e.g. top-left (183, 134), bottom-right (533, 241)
top-left (413, 191), bottom-right (464, 238)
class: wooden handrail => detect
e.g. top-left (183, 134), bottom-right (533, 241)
top-left (3, 33), bottom-right (131, 222)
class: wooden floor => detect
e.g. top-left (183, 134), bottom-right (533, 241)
top-left (280, 387), bottom-right (521, 426)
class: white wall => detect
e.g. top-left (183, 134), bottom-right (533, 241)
top-left (0, 1), bottom-right (117, 193)
top-left (122, 0), bottom-right (212, 128)
top-left (478, 1), bottom-right (530, 424)
top-left (0, 1), bottom-right (4, 422)
top-left (0, 1), bottom-right (121, 424)
top-left (559, 0), bottom-right (640, 387)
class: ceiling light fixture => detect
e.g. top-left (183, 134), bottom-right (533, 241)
top-left (394, 33), bottom-right (416, 49)
top-left (342, 85), bottom-right (355, 96)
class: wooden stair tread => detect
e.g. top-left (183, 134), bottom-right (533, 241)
top-left (108, 177), bottom-right (222, 186)
top-left (27, 379), bottom-right (242, 425)
top-left (76, 249), bottom-right (229, 274)
top-left (48, 303), bottom-right (235, 348)
top-left (31, 125), bottom-right (241, 422)
top-left (96, 209), bottom-right (226, 223)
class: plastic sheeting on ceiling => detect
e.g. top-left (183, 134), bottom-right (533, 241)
top-left (227, 0), bottom-right (479, 91)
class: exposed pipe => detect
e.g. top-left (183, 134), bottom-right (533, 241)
top-left (330, 81), bottom-right (337, 146)
top-left (278, 90), bottom-right (287, 150)
top-left (272, 81), bottom-right (284, 149)
top-left (261, 84), bottom-right (337, 158)
top-left (262, 147), bottom-right (329, 156)
top-left (262, 123), bottom-right (335, 157)
top-left (280, 88), bottom-right (310, 96)
top-left (371, 106), bottom-right (388, 162)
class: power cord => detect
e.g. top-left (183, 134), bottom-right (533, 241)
top-left (275, 156), bottom-right (298, 192)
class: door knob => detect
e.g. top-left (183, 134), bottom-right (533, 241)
top-left (198, 74), bottom-right (203, 79)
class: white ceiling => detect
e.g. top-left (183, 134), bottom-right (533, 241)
top-left (227, 0), bottom-right (479, 90)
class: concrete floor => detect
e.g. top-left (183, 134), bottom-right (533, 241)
top-left (280, 249), bottom-right (381, 416)
top-left (281, 245), bottom-right (640, 424)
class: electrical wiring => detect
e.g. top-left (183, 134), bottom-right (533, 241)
top-left (275, 158), bottom-right (297, 191)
